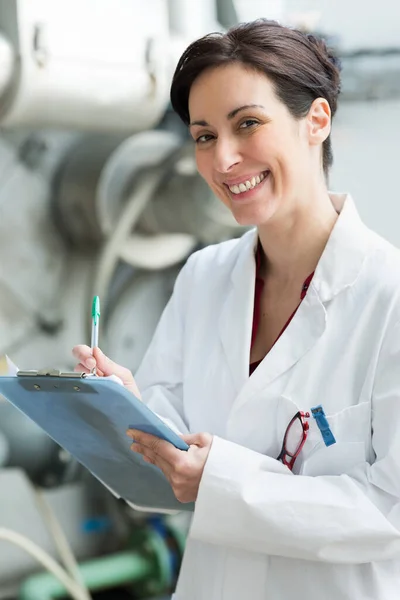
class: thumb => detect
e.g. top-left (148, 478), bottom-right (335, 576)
top-left (93, 347), bottom-right (141, 399)
top-left (92, 347), bottom-right (122, 377)
top-left (181, 432), bottom-right (212, 448)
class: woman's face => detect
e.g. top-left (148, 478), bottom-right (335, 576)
top-left (188, 63), bottom-right (329, 227)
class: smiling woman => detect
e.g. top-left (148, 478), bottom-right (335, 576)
top-left (73, 18), bottom-right (400, 600)
top-left (169, 25), bottom-right (341, 245)
top-left (171, 20), bottom-right (340, 173)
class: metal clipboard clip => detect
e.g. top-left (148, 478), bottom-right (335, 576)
top-left (16, 369), bottom-right (89, 392)
top-left (17, 369), bottom-right (86, 379)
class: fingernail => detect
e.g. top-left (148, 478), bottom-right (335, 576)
top-left (87, 358), bottom-right (96, 369)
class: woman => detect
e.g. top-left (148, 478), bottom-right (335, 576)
top-left (74, 19), bottom-right (400, 600)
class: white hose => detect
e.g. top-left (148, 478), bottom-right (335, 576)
top-left (34, 489), bottom-right (92, 600)
top-left (0, 528), bottom-right (88, 600)
top-left (93, 166), bottom-right (169, 307)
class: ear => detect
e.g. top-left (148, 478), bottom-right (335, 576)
top-left (306, 98), bottom-right (331, 146)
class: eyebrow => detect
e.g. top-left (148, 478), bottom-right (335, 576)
top-left (189, 104), bottom-right (265, 128)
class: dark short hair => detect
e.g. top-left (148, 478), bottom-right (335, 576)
top-left (170, 19), bottom-right (341, 177)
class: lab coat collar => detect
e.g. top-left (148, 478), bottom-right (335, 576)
top-left (218, 229), bottom-right (257, 394)
top-left (230, 193), bottom-right (371, 303)
top-left (220, 193), bottom-right (371, 398)
top-left (311, 193), bottom-right (371, 302)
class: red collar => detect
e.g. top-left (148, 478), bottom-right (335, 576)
top-left (250, 241), bottom-right (314, 372)
top-left (255, 240), bottom-right (314, 300)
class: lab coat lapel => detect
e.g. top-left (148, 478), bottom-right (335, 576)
top-left (233, 285), bottom-right (327, 412)
top-left (218, 229), bottom-right (328, 404)
top-left (218, 193), bottom-right (370, 408)
top-left (218, 230), bottom-right (257, 395)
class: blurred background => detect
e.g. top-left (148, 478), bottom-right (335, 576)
top-left (0, 1), bottom-right (398, 598)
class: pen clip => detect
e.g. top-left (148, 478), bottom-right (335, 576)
top-left (310, 405), bottom-right (336, 447)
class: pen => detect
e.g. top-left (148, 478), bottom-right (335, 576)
top-left (91, 295), bottom-right (101, 374)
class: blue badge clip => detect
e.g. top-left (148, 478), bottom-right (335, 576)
top-left (310, 405), bottom-right (336, 447)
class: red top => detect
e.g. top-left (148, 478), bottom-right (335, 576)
top-left (250, 242), bottom-right (314, 375)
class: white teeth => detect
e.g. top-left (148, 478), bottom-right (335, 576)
top-left (228, 171), bottom-right (269, 194)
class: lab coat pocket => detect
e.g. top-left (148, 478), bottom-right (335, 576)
top-left (300, 441), bottom-right (365, 476)
top-left (299, 401), bottom-right (371, 476)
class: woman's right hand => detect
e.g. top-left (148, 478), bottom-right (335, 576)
top-left (72, 345), bottom-right (142, 399)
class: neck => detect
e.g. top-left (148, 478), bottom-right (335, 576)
top-left (257, 190), bottom-right (338, 282)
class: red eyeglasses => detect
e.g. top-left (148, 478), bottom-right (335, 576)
top-left (277, 411), bottom-right (310, 471)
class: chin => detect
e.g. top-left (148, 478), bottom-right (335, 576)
top-left (230, 203), bottom-right (279, 228)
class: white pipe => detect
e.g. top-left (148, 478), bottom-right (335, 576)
top-left (0, 528), bottom-right (89, 600)
top-left (34, 489), bottom-right (92, 600)
top-left (0, 33), bottom-right (15, 97)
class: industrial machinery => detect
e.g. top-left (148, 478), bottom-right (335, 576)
top-left (0, 1), bottom-right (243, 598)
top-left (0, 1), bottom-right (399, 598)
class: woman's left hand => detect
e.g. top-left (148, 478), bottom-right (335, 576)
top-left (126, 429), bottom-right (213, 503)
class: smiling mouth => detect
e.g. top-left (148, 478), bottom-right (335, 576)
top-left (226, 170), bottom-right (270, 195)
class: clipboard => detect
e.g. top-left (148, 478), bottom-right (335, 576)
top-left (0, 370), bottom-right (194, 513)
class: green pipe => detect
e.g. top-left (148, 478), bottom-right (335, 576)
top-left (18, 550), bottom-right (154, 600)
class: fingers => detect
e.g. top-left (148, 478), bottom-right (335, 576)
top-left (93, 347), bottom-right (127, 378)
top-left (129, 442), bottom-right (170, 472)
top-left (128, 432), bottom-right (171, 472)
top-left (72, 344), bottom-right (116, 376)
top-left (127, 430), bottom-right (210, 504)
top-left (72, 345), bottom-right (140, 396)
top-left (94, 348), bottom-right (141, 398)
top-left (73, 363), bottom-right (90, 374)
top-left (72, 345), bottom-right (96, 371)
top-left (127, 429), bottom-right (180, 463)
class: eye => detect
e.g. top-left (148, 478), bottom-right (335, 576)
top-left (195, 133), bottom-right (214, 144)
top-left (239, 119), bottom-right (259, 130)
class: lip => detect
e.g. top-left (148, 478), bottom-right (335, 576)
top-left (223, 170), bottom-right (270, 187)
top-left (224, 170), bottom-right (271, 202)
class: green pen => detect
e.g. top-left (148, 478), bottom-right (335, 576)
top-left (91, 295), bottom-right (101, 374)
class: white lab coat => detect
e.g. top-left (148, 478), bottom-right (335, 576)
top-left (135, 193), bottom-right (400, 600)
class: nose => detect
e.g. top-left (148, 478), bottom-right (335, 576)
top-left (213, 136), bottom-right (242, 174)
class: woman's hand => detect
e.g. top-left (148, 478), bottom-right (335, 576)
top-left (127, 429), bottom-right (213, 503)
top-left (72, 345), bottom-right (142, 399)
